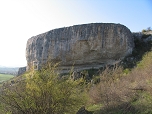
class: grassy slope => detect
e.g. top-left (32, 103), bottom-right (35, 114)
top-left (0, 74), bottom-right (14, 84)
top-left (87, 51), bottom-right (152, 114)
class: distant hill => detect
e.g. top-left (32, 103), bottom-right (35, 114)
top-left (0, 67), bottom-right (19, 76)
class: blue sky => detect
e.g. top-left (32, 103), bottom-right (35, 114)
top-left (0, 0), bottom-right (151, 67)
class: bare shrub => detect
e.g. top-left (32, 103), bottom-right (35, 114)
top-left (90, 66), bottom-right (123, 105)
top-left (89, 65), bottom-right (137, 109)
top-left (89, 51), bottom-right (152, 113)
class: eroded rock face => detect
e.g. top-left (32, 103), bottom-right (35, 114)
top-left (26, 23), bottom-right (134, 71)
top-left (17, 67), bottom-right (26, 76)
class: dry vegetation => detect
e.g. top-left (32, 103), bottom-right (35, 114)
top-left (88, 51), bottom-right (152, 114)
top-left (1, 51), bottom-right (152, 114)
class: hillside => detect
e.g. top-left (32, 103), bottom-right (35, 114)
top-left (0, 30), bottom-right (152, 114)
top-left (87, 47), bottom-right (152, 114)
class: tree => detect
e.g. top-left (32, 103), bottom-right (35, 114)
top-left (0, 63), bottom-right (87, 114)
top-left (142, 29), bottom-right (146, 33)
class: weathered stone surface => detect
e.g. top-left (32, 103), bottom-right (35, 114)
top-left (17, 67), bottom-right (26, 76)
top-left (26, 23), bottom-right (134, 71)
top-left (133, 31), bottom-right (152, 42)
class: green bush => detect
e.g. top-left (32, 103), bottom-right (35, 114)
top-left (0, 63), bottom-right (87, 114)
top-left (142, 29), bottom-right (146, 33)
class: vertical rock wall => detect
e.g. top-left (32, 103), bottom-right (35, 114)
top-left (26, 23), bottom-right (134, 71)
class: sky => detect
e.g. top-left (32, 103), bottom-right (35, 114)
top-left (0, 0), bottom-right (152, 67)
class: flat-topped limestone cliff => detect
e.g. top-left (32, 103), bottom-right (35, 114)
top-left (26, 23), bottom-right (134, 71)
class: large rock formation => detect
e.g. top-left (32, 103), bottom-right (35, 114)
top-left (26, 23), bottom-right (134, 71)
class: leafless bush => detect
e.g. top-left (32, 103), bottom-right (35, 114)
top-left (89, 65), bottom-right (136, 109)
top-left (89, 52), bottom-right (152, 113)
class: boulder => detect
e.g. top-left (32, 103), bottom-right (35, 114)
top-left (26, 23), bottom-right (134, 71)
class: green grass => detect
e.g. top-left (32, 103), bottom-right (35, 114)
top-left (87, 104), bottom-right (103, 114)
top-left (0, 74), bottom-right (14, 84)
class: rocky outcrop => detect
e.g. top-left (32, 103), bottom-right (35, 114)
top-left (133, 31), bottom-right (152, 42)
top-left (26, 23), bottom-right (134, 71)
top-left (17, 67), bottom-right (26, 76)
